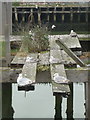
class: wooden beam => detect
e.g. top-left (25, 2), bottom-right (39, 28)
top-left (56, 39), bottom-right (87, 67)
top-left (38, 52), bottom-right (49, 65)
top-left (66, 67), bottom-right (89, 83)
top-left (50, 64), bottom-right (70, 95)
top-left (50, 50), bottom-right (63, 64)
top-left (22, 53), bottom-right (38, 84)
top-left (11, 52), bottom-right (26, 67)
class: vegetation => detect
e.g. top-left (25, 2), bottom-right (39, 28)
top-left (79, 37), bottom-right (90, 41)
top-left (20, 24), bottom-right (49, 53)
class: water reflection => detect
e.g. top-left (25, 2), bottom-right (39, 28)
top-left (1, 83), bottom-right (14, 119)
top-left (0, 82), bottom-right (85, 119)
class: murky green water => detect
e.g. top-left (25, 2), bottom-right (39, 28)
top-left (1, 82), bottom-right (85, 119)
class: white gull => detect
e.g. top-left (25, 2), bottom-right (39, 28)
top-left (53, 73), bottom-right (70, 84)
top-left (49, 56), bottom-right (60, 64)
top-left (17, 73), bottom-right (32, 86)
top-left (70, 30), bottom-right (77, 37)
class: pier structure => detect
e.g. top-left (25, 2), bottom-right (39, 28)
top-left (0, 2), bottom-right (90, 119)
top-left (12, 2), bottom-right (90, 24)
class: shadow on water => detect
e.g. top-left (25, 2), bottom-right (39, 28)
top-left (0, 82), bottom-right (86, 119)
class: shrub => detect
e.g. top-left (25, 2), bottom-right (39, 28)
top-left (21, 25), bottom-right (49, 53)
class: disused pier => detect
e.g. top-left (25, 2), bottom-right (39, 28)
top-left (12, 3), bottom-right (90, 24)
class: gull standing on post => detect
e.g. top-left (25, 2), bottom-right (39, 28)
top-left (70, 30), bottom-right (77, 37)
top-left (52, 25), bottom-right (56, 29)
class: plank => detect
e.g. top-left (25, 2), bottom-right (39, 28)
top-left (49, 35), bottom-right (81, 50)
top-left (38, 52), bottom-right (49, 65)
top-left (56, 39), bottom-right (86, 67)
top-left (61, 50), bottom-right (76, 64)
top-left (49, 36), bottom-right (60, 50)
top-left (65, 67), bottom-right (90, 82)
top-left (59, 35), bottom-right (81, 49)
top-left (50, 50), bottom-right (63, 64)
top-left (11, 52), bottom-right (26, 65)
top-left (50, 64), bottom-right (70, 94)
top-left (22, 53), bottom-right (38, 83)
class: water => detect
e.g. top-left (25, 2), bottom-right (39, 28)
top-left (12, 84), bottom-right (55, 118)
top-left (0, 69), bottom-right (86, 119)
top-left (2, 83), bottom-right (84, 119)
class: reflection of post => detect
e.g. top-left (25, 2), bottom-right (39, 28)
top-left (2, 83), bottom-right (14, 119)
top-left (66, 83), bottom-right (73, 119)
top-left (88, 79), bottom-right (90, 119)
top-left (54, 95), bottom-right (62, 119)
top-left (85, 72), bottom-right (90, 119)
top-left (0, 83), bottom-right (2, 119)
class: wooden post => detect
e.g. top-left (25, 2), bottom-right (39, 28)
top-left (0, 2), bottom-right (12, 35)
top-left (54, 7), bottom-right (56, 22)
top-left (14, 7), bottom-right (18, 22)
top-left (70, 7), bottom-right (73, 22)
top-left (5, 3), bottom-right (11, 66)
top-left (78, 7), bottom-right (80, 23)
top-left (62, 7), bottom-right (64, 23)
top-left (38, 8), bottom-right (41, 26)
top-left (56, 39), bottom-right (87, 67)
top-left (86, 7), bottom-right (88, 23)
top-left (31, 8), bottom-right (34, 23)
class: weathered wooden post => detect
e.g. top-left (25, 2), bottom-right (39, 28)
top-left (0, 2), bottom-right (12, 66)
top-left (62, 7), bottom-right (65, 23)
top-left (56, 39), bottom-right (87, 67)
top-left (0, 2), bottom-right (12, 35)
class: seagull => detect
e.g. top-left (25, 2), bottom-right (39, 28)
top-left (17, 73), bottom-right (32, 86)
top-left (70, 30), bottom-right (77, 37)
top-left (29, 30), bottom-right (32, 35)
top-left (26, 56), bottom-right (38, 63)
top-left (51, 25), bottom-right (56, 29)
top-left (53, 73), bottom-right (70, 84)
top-left (26, 56), bottom-right (34, 62)
top-left (49, 56), bottom-right (60, 64)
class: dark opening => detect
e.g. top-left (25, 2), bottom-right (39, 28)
top-left (56, 13), bottom-right (62, 23)
top-left (80, 13), bottom-right (86, 23)
top-left (64, 13), bottom-right (70, 23)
